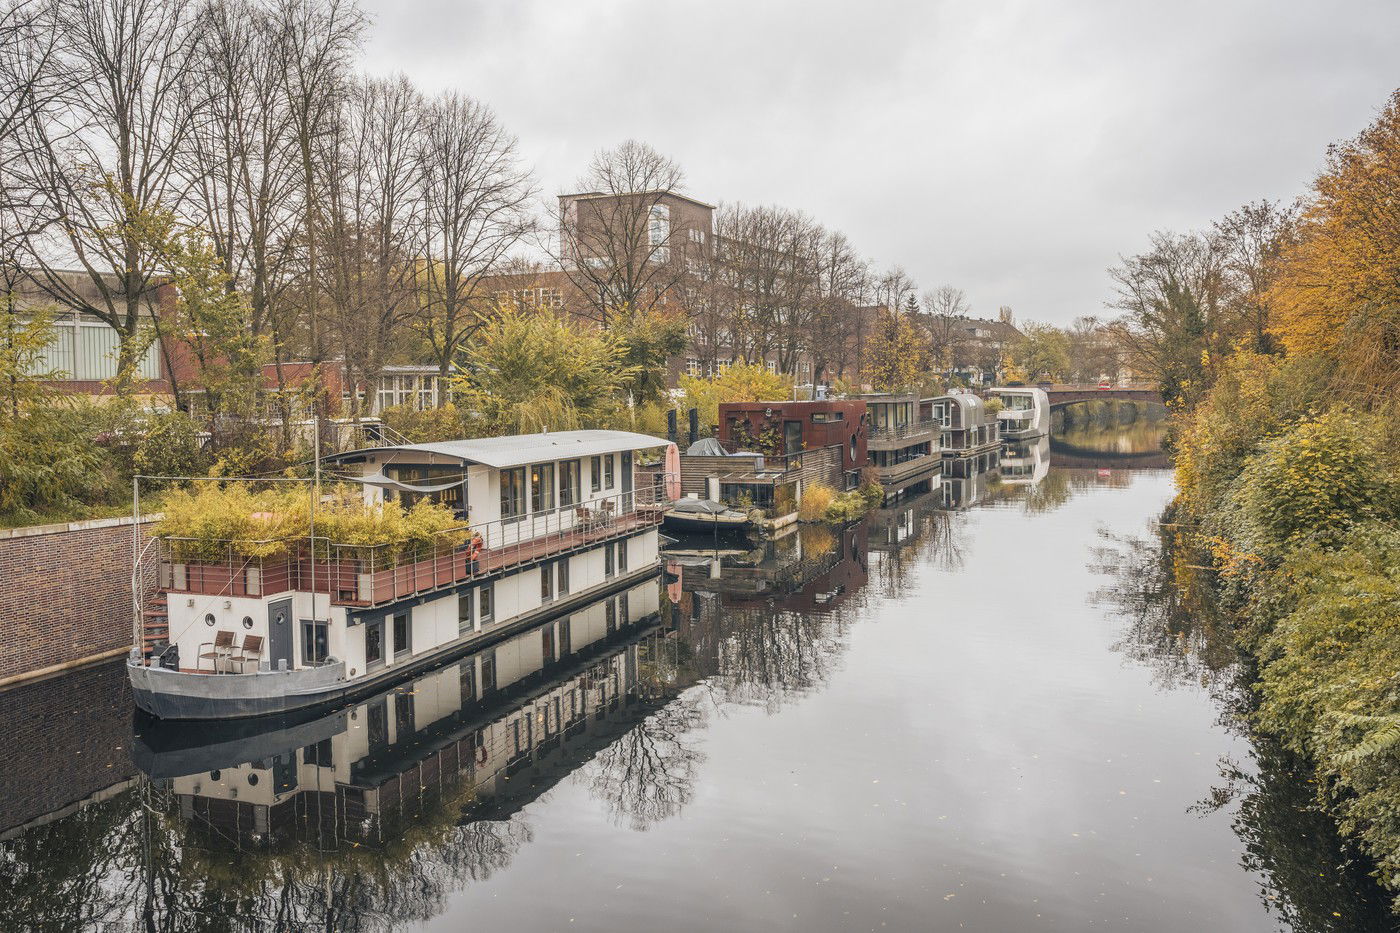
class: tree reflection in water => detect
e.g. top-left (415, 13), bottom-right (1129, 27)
top-left (1093, 513), bottom-right (1395, 930)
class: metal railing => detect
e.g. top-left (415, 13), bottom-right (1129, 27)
top-left (158, 477), bottom-right (677, 609)
top-left (868, 418), bottom-right (939, 443)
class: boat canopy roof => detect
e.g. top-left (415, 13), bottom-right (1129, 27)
top-left (669, 498), bottom-right (733, 515)
top-left (330, 429), bottom-right (669, 470)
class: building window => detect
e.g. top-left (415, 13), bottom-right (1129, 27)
top-left (530, 462), bottom-right (555, 513)
top-left (560, 459), bottom-right (581, 507)
top-left (686, 358), bottom-right (702, 376)
top-left (392, 611), bottom-right (411, 659)
top-left (603, 455), bottom-right (615, 490)
top-left (648, 203), bottom-right (670, 247)
top-left (590, 456), bottom-right (602, 493)
top-left (458, 590), bottom-right (473, 634)
top-left (500, 467), bottom-right (525, 521)
top-left (616, 540), bottom-right (628, 573)
top-left (811, 411), bottom-right (843, 423)
top-left (478, 583), bottom-right (494, 624)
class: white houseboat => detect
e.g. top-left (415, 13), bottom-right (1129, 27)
top-left (987, 386), bottom-right (1051, 439)
top-left (933, 391), bottom-right (1001, 458)
top-left (127, 430), bottom-right (677, 720)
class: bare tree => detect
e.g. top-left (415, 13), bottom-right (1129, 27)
top-left (276, 0), bottom-right (364, 369)
top-left (9, 0), bottom-right (203, 390)
top-left (556, 139), bottom-right (690, 326)
top-left (0, 0), bottom-right (62, 288)
top-left (413, 91), bottom-right (535, 382)
top-left (924, 284), bottom-right (970, 377)
top-left (317, 74), bottom-right (423, 420)
top-left (1212, 199), bottom-right (1298, 355)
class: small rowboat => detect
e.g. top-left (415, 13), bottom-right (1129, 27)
top-left (662, 498), bottom-right (751, 534)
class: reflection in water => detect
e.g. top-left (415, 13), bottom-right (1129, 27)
top-left (1093, 513), bottom-right (1396, 930)
top-left (2, 424), bottom-right (1397, 931)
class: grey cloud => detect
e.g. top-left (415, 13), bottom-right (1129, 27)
top-left (360, 0), bottom-right (1400, 324)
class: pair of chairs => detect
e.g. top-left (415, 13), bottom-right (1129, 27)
top-left (198, 631), bottom-right (265, 673)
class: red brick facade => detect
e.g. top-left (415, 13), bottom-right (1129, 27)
top-left (0, 516), bottom-right (156, 684)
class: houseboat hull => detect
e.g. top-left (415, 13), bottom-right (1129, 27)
top-left (129, 565), bottom-right (663, 720)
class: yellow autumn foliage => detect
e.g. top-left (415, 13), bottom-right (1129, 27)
top-left (157, 483), bottom-right (468, 563)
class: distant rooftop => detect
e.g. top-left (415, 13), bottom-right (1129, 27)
top-left (558, 190), bottom-right (716, 211)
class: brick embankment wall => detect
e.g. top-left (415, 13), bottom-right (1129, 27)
top-left (0, 515), bottom-right (157, 685)
top-left (0, 658), bottom-right (137, 837)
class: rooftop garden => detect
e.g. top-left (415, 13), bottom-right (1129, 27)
top-left (156, 483), bottom-right (469, 564)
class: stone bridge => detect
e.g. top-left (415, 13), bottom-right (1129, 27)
top-left (1041, 384), bottom-right (1161, 409)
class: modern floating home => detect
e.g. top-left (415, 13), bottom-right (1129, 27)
top-left (987, 386), bottom-right (1051, 440)
top-left (128, 430), bottom-right (677, 720)
top-left (675, 399), bottom-right (866, 517)
top-left (933, 391), bottom-right (1001, 458)
top-left (861, 393), bottom-right (942, 497)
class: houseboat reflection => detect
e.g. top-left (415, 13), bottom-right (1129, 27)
top-left (135, 576), bottom-right (669, 852)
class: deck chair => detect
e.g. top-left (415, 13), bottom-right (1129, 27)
top-left (230, 634), bottom-right (264, 673)
top-left (198, 630), bottom-right (236, 673)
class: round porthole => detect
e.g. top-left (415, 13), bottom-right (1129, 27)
top-left (242, 616), bottom-right (254, 630)
top-left (248, 773), bottom-right (259, 786)
top-left (209, 770), bottom-right (221, 781)
top-left (274, 612), bottom-right (286, 626)
top-left (204, 613), bottom-right (216, 626)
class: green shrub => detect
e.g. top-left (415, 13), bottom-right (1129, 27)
top-left (1254, 525), bottom-right (1400, 891)
top-left (1231, 411), bottom-right (1400, 556)
top-left (156, 482), bottom-right (469, 564)
top-left (798, 483), bottom-right (836, 521)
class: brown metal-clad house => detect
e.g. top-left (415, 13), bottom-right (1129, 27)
top-left (676, 399), bottom-right (868, 514)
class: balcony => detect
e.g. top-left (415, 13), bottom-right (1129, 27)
top-left (867, 418), bottom-right (939, 449)
top-left (158, 481), bottom-right (674, 609)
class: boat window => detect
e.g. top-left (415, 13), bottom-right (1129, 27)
top-left (590, 455), bottom-right (602, 492)
top-left (559, 459), bottom-right (581, 506)
top-left (542, 627), bottom-right (556, 664)
top-left (500, 466), bottom-right (526, 521)
top-left (301, 619), bottom-right (329, 665)
top-left (458, 591), bottom-right (473, 634)
top-left (479, 583), bottom-right (494, 623)
top-left (365, 619), bottom-right (384, 667)
top-left (392, 611), bottom-right (411, 658)
top-left (605, 543), bottom-right (615, 578)
top-left (603, 454), bottom-right (615, 489)
top-left (530, 462), bottom-right (555, 513)
top-left (557, 559), bottom-right (570, 596)
top-left (541, 563), bottom-right (555, 603)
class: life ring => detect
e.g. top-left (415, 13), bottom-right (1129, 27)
top-left (467, 535), bottom-right (483, 561)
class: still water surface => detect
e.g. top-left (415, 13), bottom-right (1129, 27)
top-left (1, 426), bottom-right (1395, 931)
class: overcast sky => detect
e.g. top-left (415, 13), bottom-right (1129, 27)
top-left (358, 0), bottom-right (1400, 326)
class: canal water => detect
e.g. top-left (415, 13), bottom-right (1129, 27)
top-left (1, 427), bottom-right (1395, 931)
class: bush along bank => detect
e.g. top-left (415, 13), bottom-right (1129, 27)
top-left (1174, 357), bottom-right (1400, 898)
top-left (797, 483), bottom-right (886, 525)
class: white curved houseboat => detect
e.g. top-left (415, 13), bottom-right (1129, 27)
top-left (127, 430), bottom-right (677, 720)
top-left (988, 386), bottom-right (1051, 440)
